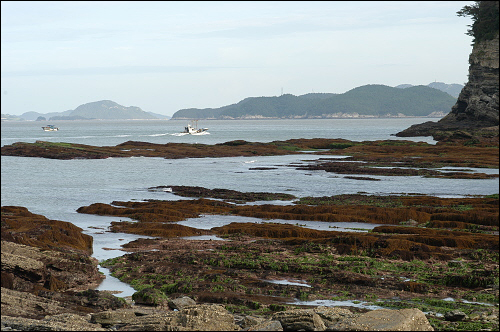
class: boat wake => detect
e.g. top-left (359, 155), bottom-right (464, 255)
top-left (146, 133), bottom-right (169, 137)
top-left (170, 131), bottom-right (210, 136)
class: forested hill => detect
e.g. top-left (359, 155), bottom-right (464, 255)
top-left (171, 84), bottom-right (457, 120)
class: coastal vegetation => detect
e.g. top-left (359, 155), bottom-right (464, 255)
top-left (457, 1), bottom-right (499, 43)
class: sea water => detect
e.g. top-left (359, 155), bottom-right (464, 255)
top-left (2, 118), bottom-right (498, 297)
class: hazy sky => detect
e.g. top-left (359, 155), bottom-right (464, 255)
top-left (1, 1), bottom-right (474, 117)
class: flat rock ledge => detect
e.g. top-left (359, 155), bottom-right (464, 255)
top-left (1, 302), bottom-right (434, 331)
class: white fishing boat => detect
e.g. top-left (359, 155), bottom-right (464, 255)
top-left (182, 120), bottom-right (209, 135)
top-left (41, 125), bottom-right (59, 131)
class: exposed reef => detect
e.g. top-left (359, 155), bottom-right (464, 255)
top-left (76, 189), bottom-right (498, 328)
top-left (149, 185), bottom-right (297, 203)
top-left (76, 193), bottom-right (499, 261)
top-left (92, 191), bottom-right (498, 331)
top-left (2, 206), bottom-right (448, 331)
top-left (2, 139), bottom-right (498, 182)
top-left (0, 139), bottom-right (307, 160)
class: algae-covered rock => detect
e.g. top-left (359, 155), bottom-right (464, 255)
top-left (132, 287), bottom-right (169, 306)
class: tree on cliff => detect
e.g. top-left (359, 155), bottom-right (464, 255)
top-left (457, 1), bottom-right (499, 43)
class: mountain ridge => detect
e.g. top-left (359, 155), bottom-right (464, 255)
top-left (395, 82), bottom-right (463, 98)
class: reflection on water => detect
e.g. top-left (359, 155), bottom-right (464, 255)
top-left (181, 235), bottom-right (228, 241)
top-left (263, 279), bottom-right (312, 288)
top-left (289, 299), bottom-right (384, 311)
top-left (443, 297), bottom-right (495, 306)
top-left (95, 266), bottom-right (137, 297)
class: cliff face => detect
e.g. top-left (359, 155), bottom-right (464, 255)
top-left (440, 35), bottom-right (499, 127)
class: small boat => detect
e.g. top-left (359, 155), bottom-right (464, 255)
top-left (182, 121), bottom-right (209, 135)
top-left (42, 125), bottom-right (59, 131)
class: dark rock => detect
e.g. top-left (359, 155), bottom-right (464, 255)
top-left (444, 309), bottom-right (468, 322)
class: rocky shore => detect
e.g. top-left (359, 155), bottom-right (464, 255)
top-left (2, 180), bottom-right (498, 330)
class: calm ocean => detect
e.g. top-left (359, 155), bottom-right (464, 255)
top-left (1, 118), bottom-right (498, 296)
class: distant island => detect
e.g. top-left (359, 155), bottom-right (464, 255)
top-left (1, 82), bottom-right (461, 121)
top-left (171, 83), bottom-right (459, 120)
top-left (1, 100), bottom-right (170, 121)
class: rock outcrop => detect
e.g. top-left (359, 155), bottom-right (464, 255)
top-left (442, 35), bottom-right (499, 127)
top-left (1, 206), bottom-right (102, 294)
top-left (1, 207), bottom-right (128, 322)
top-left (396, 2), bottom-right (499, 144)
top-left (2, 304), bottom-right (437, 331)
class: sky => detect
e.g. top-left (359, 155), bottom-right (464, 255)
top-left (1, 1), bottom-right (475, 117)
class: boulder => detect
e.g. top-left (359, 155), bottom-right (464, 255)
top-left (168, 296), bottom-right (196, 310)
top-left (444, 309), bottom-right (468, 322)
top-left (2, 240), bottom-right (104, 293)
top-left (170, 304), bottom-right (240, 331)
top-left (272, 308), bottom-right (326, 331)
top-left (116, 304), bottom-right (239, 331)
top-left (341, 308), bottom-right (434, 331)
top-left (313, 306), bottom-right (357, 327)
